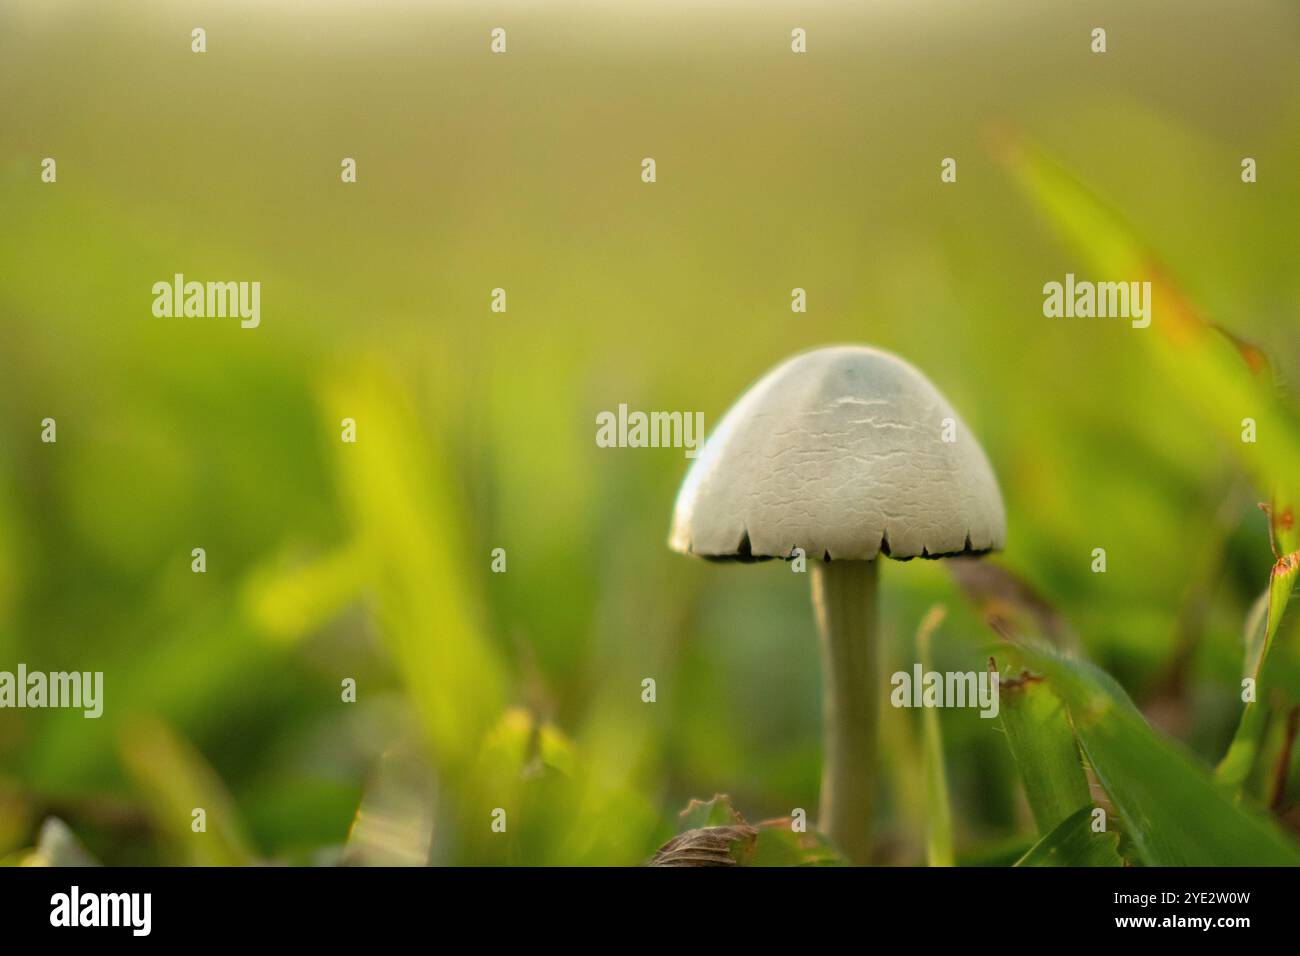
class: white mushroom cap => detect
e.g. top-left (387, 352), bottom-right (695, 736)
top-left (669, 345), bottom-right (1006, 561)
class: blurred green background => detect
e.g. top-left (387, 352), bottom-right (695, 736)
top-left (2, 0), bottom-right (1300, 865)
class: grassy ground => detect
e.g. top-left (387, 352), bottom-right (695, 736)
top-left (1, 0), bottom-right (1299, 865)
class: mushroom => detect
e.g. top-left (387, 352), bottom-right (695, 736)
top-left (668, 344), bottom-right (1006, 864)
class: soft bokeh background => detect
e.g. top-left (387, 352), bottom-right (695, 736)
top-left (2, 0), bottom-right (1299, 865)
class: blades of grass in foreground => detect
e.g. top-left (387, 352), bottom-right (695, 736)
top-left (998, 667), bottom-right (1091, 836)
top-left (326, 366), bottom-right (506, 773)
top-left (1011, 643), bottom-right (1300, 865)
top-left (916, 606), bottom-right (954, 866)
top-left (118, 717), bottom-right (258, 866)
top-left (1015, 805), bottom-right (1122, 867)
top-left (996, 129), bottom-right (1300, 796)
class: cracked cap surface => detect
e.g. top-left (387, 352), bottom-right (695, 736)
top-left (669, 345), bottom-right (1006, 561)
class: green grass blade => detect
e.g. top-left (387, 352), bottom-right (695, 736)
top-left (118, 717), bottom-right (258, 866)
top-left (1216, 553), bottom-right (1300, 792)
top-left (998, 132), bottom-right (1300, 800)
top-left (1013, 643), bottom-right (1300, 866)
top-left (1015, 806), bottom-right (1122, 867)
top-left (998, 669), bottom-right (1091, 836)
top-left (917, 607), bottom-right (955, 866)
top-left (327, 367), bottom-right (506, 772)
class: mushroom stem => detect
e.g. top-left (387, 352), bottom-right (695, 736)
top-left (811, 558), bottom-right (878, 865)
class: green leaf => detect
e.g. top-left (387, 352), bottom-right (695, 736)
top-left (748, 820), bottom-right (844, 867)
top-left (1012, 643), bottom-right (1300, 866)
top-left (677, 793), bottom-right (745, 832)
top-left (998, 669), bottom-right (1091, 836)
top-left (1016, 806), bottom-right (1122, 867)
